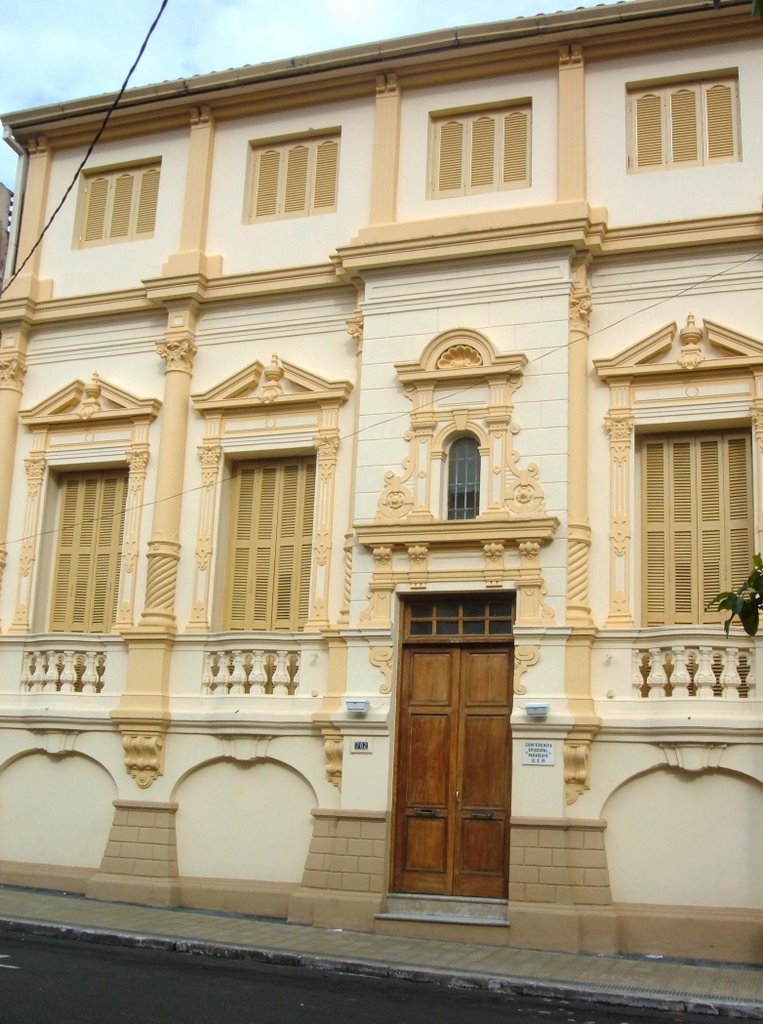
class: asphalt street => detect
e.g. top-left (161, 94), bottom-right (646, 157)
top-left (0, 934), bottom-right (729, 1024)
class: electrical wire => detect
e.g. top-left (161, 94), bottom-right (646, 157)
top-left (0, 0), bottom-right (170, 298)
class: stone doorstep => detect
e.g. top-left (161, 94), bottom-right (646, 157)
top-left (379, 894), bottom-right (509, 927)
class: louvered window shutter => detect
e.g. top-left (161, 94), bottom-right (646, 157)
top-left (470, 116), bottom-right (496, 188)
top-left (670, 88), bottom-right (699, 164)
top-left (226, 459), bottom-right (315, 631)
top-left (643, 433), bottom-right (751, 626)
top-left (83, 177), bottom-right (109, 242)
top-left (50, 472), bottom-right (127, 633)
top-left (635, 93), bottom-right (664, 168)
top-left (312, 139), bottom-right (339, 210)
top-left (255, 150), bottom-right (281, 217)
top-left (438, 120), bottom-right (464, 193)
top-left (109, 173), bottom-right (135, 238)
top-left (284, 145), bottom-right (309, 214)
top-left (643, 441), bottom-right (669, 625)
top-left (503, 109), bottom-right (529, 185)
top-left (724, 434), bottom-right (753, 600)
top-left (705, 83), bottom-right (735, 160)
top-left (697, 439), bottom-right (723, 623)
top-left (135, 167), bottom-right (160, 235)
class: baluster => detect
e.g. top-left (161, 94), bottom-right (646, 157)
top-left (43, 651), bottom-right (60, 693)
top-left (694, 646), bottom-right (715, 697)
top-left (230, 650), bottom-right (247, 695)
top-left (272, 650), bottom-right (290, 695)
top-left (81, 651), bottom-right (98, 693)
top-left (291, 652), bottom-right (301, 693)
top-left (218, 651), bottom-right (231, 695)
top-left (646, 647), bottom-right (667, 698)
top-left (720, 647), bottom-right (741, 700)
top-left (59, 650), bottom-right (77, 693)
top-left (670, 645), bottom-right (691, 697)
top-left (29, 651), bottom-right (44, 692)
top-left (631, 650), bottom-right (645, 697)
top-left (249, 651), bottom-right (266, 694)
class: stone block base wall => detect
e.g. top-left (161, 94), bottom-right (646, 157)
top-left (509, 817), bottom-right (612, 907)
top-left (288, 808), bottom-right (387, 931)
top-left (86, 800), bottom-right (180, 907)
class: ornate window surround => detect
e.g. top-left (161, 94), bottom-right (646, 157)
top-left (356, 329), bottom-right (558, 628)
top-left (594, 314), bottom-right (763, 627)
top-left (189, 355), bottom-right (353, 632)
top-left (13, 374), bottom-right (160, 634)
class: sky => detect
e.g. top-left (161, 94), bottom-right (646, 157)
top-left (0, 0), bottom-right (605, 188)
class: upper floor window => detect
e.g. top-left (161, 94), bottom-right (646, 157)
top-left (628, 75), bottom-right (739, 172)
top-left (225, 457), bottom-right (316, 630)
top-left (641, 430), bottom-right (752, 626)
top-left (430, 103), bottom-right (531, 198)
top-left (248, 133), bottom-right (340, 220)
top-left (78, 163), bottom-right (160, 245)
top-left (447, 436), bottom-right (481, 520)
top-left (50, 469), bottom-right (128, 632)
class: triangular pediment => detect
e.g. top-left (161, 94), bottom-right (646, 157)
top-left (595, 316), bottom-right (763, 381)
top-left (20, 374), bottom-right (161, 427)
top-left (192, 355), bottom-right (352, 413)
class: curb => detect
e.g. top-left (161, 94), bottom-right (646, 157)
top-left (1, 916), bottom-right (762, 1020)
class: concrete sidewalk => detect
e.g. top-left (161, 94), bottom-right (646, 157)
top-left (0, 885), bottom-right (761, 1017)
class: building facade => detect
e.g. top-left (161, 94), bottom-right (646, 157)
top-left (0, 0), bottom-right (761, 962)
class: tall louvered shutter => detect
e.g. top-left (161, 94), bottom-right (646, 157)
top-left (136, 167), bottom-right (160, 235)
top-left (438, 120), bottom-right (464, 193)
top-left (470, 116), bottom-right (496, 188)
top-left (643, 440), bottom-right (669, 625)
top-left (83, 176), bottom-right (109, 242)
top-left (284, 145), bottom-right (309, 214)
top-left (670, 88), bottom-right (699, 164)
top-left (635, 93), bottom-right (663, 168)
top-left (255, 150), bottom-right (281, 217)
top-left (313, 139), bottom-right (339, 210)
top-left (109, 173), bottom-right (135, 238)
top-left (91, 474), bottom-right (127, 631)
top-left (697, 439), bottom-right (722, 623)
top-left (642, 433), bottom-right (751, 626)
top-left (503, 109), bottom-right (529, 185)
top-left (725, 435), bottom-right (753, 600)
top-left (705, 83), bottom-right (735, 160)
top-left (226, 459), bottom-right (315, 631)
top-left (50, 471), bottom-right (127, 633)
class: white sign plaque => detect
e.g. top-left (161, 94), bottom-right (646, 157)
top-left (522, 741), bottom-right (555, 765)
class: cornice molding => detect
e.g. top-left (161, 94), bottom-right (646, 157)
top-left (355, 517), bottom-right (559, 549)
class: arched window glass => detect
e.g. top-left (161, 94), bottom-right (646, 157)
top-left (447, 436), bottom-right (480, 520)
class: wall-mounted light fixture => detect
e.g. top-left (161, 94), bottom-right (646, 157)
top-left (524, 702), bottom-right (549, 719)
top-left (345, 698), bottom-right (370, 715)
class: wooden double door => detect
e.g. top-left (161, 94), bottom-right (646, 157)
top-left (392, 597), bottom-right (514, 898)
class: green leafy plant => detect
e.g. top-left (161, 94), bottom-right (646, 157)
top-left (708, 554), bottom-right (763, 635)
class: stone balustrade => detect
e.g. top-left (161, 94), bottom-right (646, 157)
top-left (20, 647), bottom-right (108, 693)
top-left (632, 642), bottom-right (753, 699)
top-left (202, 647), bottom-right (301, 696)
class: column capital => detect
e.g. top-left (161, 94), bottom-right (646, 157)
top-left (0, 351), bottom-right (27, 391)
top-left (156, 335), bottom-right (197, 373)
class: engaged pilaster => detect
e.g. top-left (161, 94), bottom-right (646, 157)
top-left (0, 341), bottom-right (27, 628)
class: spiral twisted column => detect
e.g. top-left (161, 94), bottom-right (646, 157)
top-left (138, 317), bottom-right (197, 628)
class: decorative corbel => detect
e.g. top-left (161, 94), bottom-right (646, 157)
top-left (322, 728), bottom-right (343, 789)
top-left (122, 732), bottom-right (165, 789)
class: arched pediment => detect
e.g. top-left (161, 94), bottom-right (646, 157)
top-left (395, 328), bottom-right (526, 387)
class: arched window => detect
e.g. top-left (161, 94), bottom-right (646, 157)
top-left (447, 436), bottom-right (480, 520)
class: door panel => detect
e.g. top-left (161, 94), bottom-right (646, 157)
top-left (393, 641), bottom-right (512, 898)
